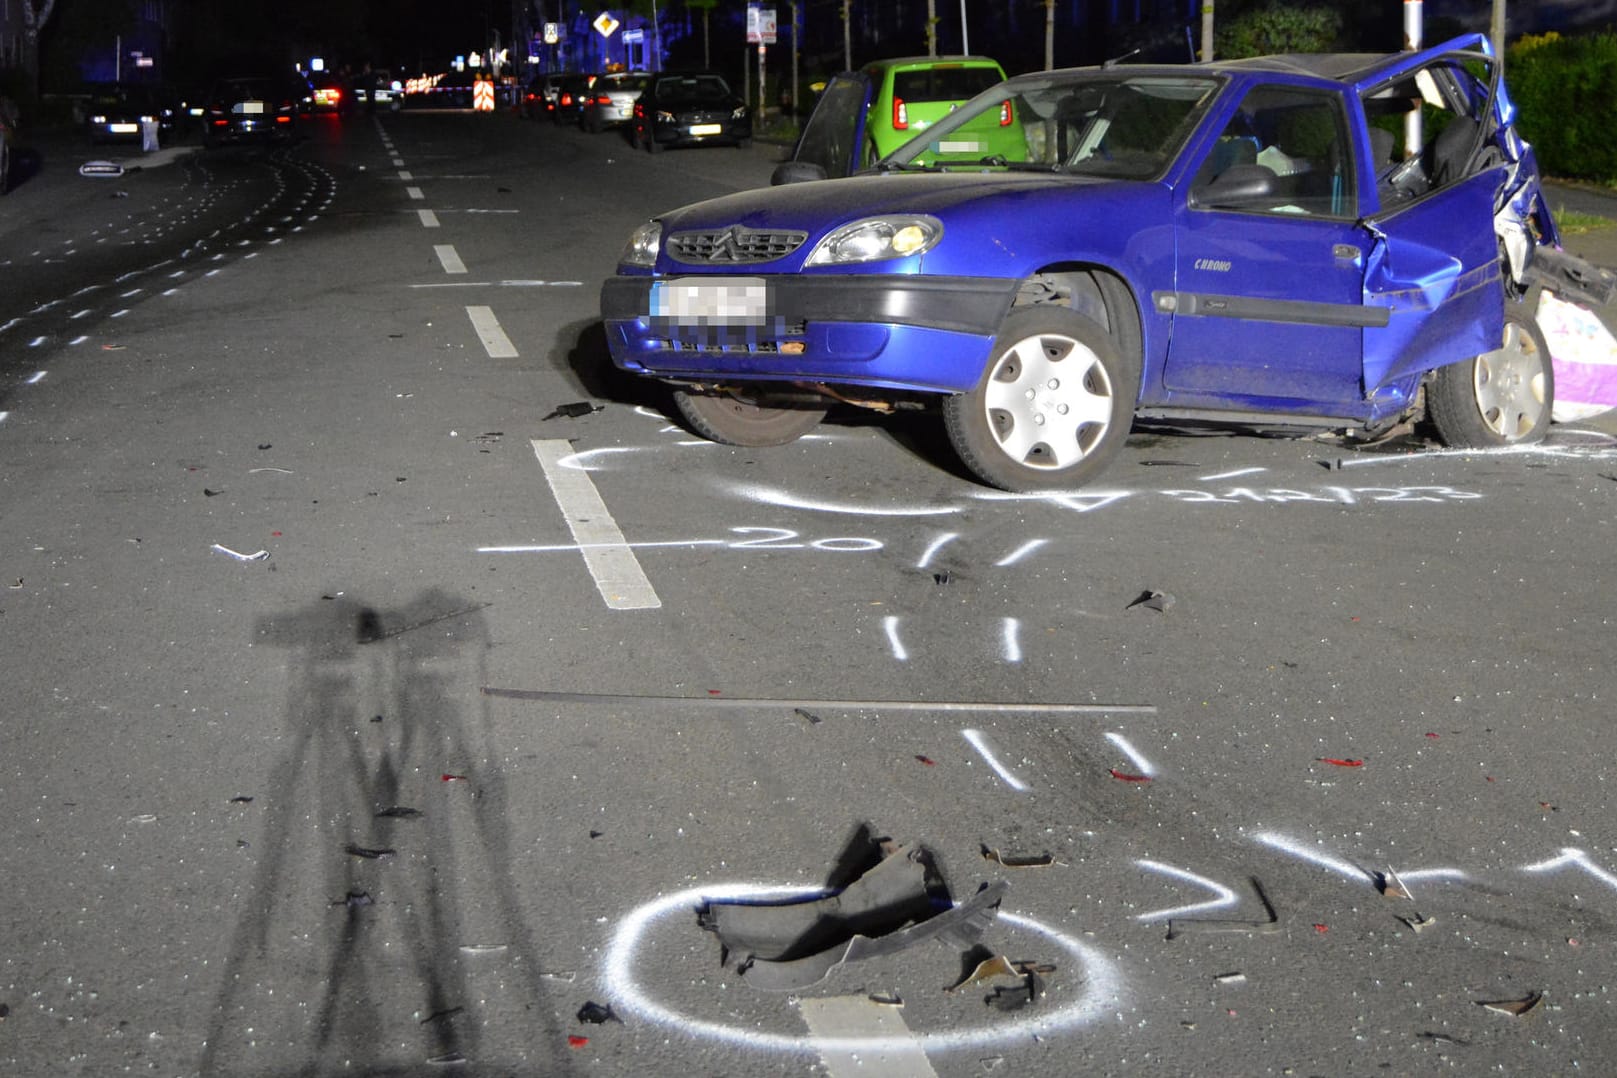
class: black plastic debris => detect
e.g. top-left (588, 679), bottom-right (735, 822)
top-left (376, 806), bottom-right (422, 819)
top-left (331, 890), bottom-right (374, 909)
top-left (933, 570), bottom-right (951, 586)
top-left (576, 1001), bottom-right (620, 1024)
top-left (700, 840), bottom-right (1007, 991)
top-left (345, 844), bottom-right (396, 859)
top-left (542, 401), bottom-right (602, 421)
top-left (420, 1006), bottom-right (463, 1025)
top-left (203, 488), bottom-right (223, 497)
top-left (1127, 589), bottom-right (1176, 613)
top-left (793, 707), bottom-right (822, 726)
top-left (257, 443), bottom-right (272, 450)
top-left (228, 795), bottom-right (254, 804)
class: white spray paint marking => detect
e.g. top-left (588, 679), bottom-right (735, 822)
top-left (1133, 860), bottom-right (1240, 921)
top-left (602, 883), bottom-right (1123, 1053)
top-left (962, 728), bottom-right (1029, 791)
top-left (434, 244), bottom-right (468, 274)
top-left (24, 371), bottom-right (46, 385)
top-left (1104, 732), bottom-right (1156, 777)
top-left (1000, 617), bottom-right (1022, 663)
top-left (994, 539), bottom-right (1047, 567)
top-left (531, 438), bottom-right (660, 611)
top-left (1520, 848), bottom-right (1617, 891)
top-left (1201, 467), bottom-right (1267, 481)
top-left (417, 209), bottom-right (440, 228)
top-left (0, 412), bottom-right (8, 423)
top-left (466, 305), bottom-right (518, 358)
top-left (69, 336), bottom-right (88, 345)
top-left (732, 483), bottom-right (960, 518)
top-left (409, 279), bottom-right (584, 289)
top-left (1251, 831), bottom-right (1376, 885)
top-left (28, 336), bottom-right (45, 347)
top-left (915, 532), bottom-right (957, 569)
top-left (975, 490), bottom-right (1132, 514)
top-left (882, 616), bottom-right (908, 661)
top-left (406, 185), bottom-right (425, 200)
top-left (798, 997), bottom-right (939, 1078)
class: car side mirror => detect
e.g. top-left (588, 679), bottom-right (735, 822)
top-left (1192, 163), bottom-right (1278, 208)
top-left (772, 160), bottom-right (828, 185)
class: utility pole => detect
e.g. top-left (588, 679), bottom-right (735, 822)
top-left (960, 0), bottom-right (969, 54)
top-left (927, 0), bottom-right (937, 57)
top-left (1044, 0), bottom-right (1054, 70)
top-left (1405, 0), bottom-right (1422, 157)
top-left (1200, 1), bottom-right (1213, 62)
top-left (791, 0), bottom-right (800, 120)
top-left (842, 0), bottom-right (851, 70)
top-left (1490, 0), bottom-right (1506, 62)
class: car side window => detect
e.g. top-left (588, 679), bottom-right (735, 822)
top-left (1363, 57), bottom-right (1497, 208)
top-left (794, 74), bottom-right (871, 178)
top-left (1191, 85), bottom-right (1356, 219)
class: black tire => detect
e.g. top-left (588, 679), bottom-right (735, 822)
top-left (586, 115), bottom-right (601, 134)
top-left (673, 388), bottom-right (828, 447)
top-left (0, 142), bottom-right (8, 195)
top-left (1428, 305), bottom-right (1553, 447)
top-left (647, 134), bottom-right (664, 154)
top-left (943, 306), bottom-right (1136, 491)
top-left (737, 136), bottom-right (753, 150)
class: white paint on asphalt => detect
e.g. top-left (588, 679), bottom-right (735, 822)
top-left (24, 371), bottom-right (46, 385)
top-left (798, 997), bottom-right (939, 1078)
top-left (397, 169), bottom-right (412, 180)
top-left (418, 209), bottom-right (440, 228)
top-left (1134, 860), bottom-right (1240, 922)
top-left (465, 305), bottom-right (518, 358)
top-left (531, 437), bottom-right (661, 610)
top-left (882, 615), bottom-right (908, 661)
top-left (915, 532), bottom-right (957, 569)
top-left (406, 186), bottom-right (424, 200)
top-left (434, 245), bottom-right (468, 274)
top-left (1001, 617), bottom-right (1022, 662)
top-left (963, 728), bottom-right (1030, 791)
top-left (1105, 732), bottom-right (1157, 777)
top-left (410, 280), bottom-right (583, 289)
top-left (995, 538), bottom-right (1047, 567)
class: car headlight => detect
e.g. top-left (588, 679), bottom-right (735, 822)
top-left (805, 215), bottom-right (943, 266)
top-left (91, 114), bottom-right (107, 124)
top-left (620, 221), bottom-right (662, 268)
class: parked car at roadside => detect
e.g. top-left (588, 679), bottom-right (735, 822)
top-left (202, 76), bottom-right (301, 147)
top-left (602, 35), bottom-right (1611, 491)
top-left (581, 71), bottom-right (649, 133)
top-left (630, 71), bottom-right (750, 153)
top-left (85, 83), bottom-right (182, 145)
top-left (522, 74), bottom-right (560, 119)
top-left (552, 73), bottom-right (593, 125)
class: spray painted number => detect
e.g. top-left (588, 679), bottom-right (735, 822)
top-left (1160, 485), bottom-right (1481, 505)
top-left (728, 527), bottom-right (883, 552)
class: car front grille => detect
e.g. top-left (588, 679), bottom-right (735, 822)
top-left (667, 227), bottom-right (807, 264)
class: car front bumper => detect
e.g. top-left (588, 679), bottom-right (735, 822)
top-left (600, 273), bottom-right (1017, 393)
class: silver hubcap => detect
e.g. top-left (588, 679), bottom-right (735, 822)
top-left (1474, 321), bottom-right (1548, 441)
top-left (983, 332), bottom-right (1113, 469)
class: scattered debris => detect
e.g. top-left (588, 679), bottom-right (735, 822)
top-left (79, 160), bottom-right (124, 177)
top-left (6, 579), bottom-right (21, 589)
top-left (1166, 877), bottom-right (1280, 939)
top-left (1317, 757), bottom-right (1364, 768)
top-left (376, 806), bottom-right (423, 819)
top-left (228, 795), bottom-right (254, 804)
top-left (1108, 768), bottom-right (1152, 783)
top-left (426, 1052), bottom-right (467, 1065)
top-left (100, 343), bottom-right (126, 351)
top-left (793, 707), bottom-right (822, 726)
top-left (1313, 923), bottom-right (1329, 933)
top-left (1478, 991), bottom-right (1542, 1018)
top-left (203, 488), bottom-right (224, 497)
top-left (257, 443), bottom-right (272, 450)
top-left (1139, 460), bottom-right (1196, 467)
top-left (1397, 913), bottom-right (1436, 933)
top-left (459, 944), bottom-right (509, 955)
top-left (914, 755), bottom-right (936, 767)
top-left (211, 543), bottom-right (269, 562)
top-left (700, 840), bottom-right (1007, 991)
top-left (949, 955), bottom-right (1049, 1010)
top-left (1417, 1031), bottom-right (1469, 1046)
top-left (1126, 589), bottom-right (1176, 612)
top-left (867, 991), bottom-right (903, 1007)
top-left (576, 1001), bottom-right (621, 1025)
top-left (566, 1035), bottom-right (589, 1049)
top-left (588, 830), bottom-right (604, 838)
top-left (331, 891), bottom-right (373, 909)
top-left (980, 1056), bottom-right (1006, 1071)
top-left (542, 401), bottom-right (601, 420)
top-left (344, 844), bottom-right (396, 859)
top-left (441, 773), bottom-right (469, 783)
top-left (1377, 867), bottom-right (1412, 899)
top-left (538, 969), bottom-right (577, 981)
top-left (1214, 972), bottom-right (1247, 985)
top-left (933, 570), bottom-right (951, 585)
top-left (980, 846), bottom-right (1058, 869)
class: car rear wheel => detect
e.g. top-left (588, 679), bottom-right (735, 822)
top-left (673, 388), bottom-right (828, 446)
top-left (646, 133), bottom-right (663, 154)
top-left (1428, 306), bottom-right (1553, 447)
top-left (943, 306), bottom-right (1135, 491)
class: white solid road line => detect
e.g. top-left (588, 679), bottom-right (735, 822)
top-left (434, 244), bottom-right (468, 274)
top-left (417, 209), bottom-right (440, 228)
top-left (465, 305), bottom-right (518, 358)
top-left (797, 996), bottom-right (939, 1078)
top-left (531, 438), bottom-right (662, 611)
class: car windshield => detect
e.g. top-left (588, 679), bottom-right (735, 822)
top-left (892, 65), bottom-right (1002, 102)
top-left (884, 70), bottom-right (1222, 179)
top-left (654, 75), bottom-right (731, 102)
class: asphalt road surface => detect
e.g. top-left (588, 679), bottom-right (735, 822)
top-left (3, 109), bottom-right (1616, 1077)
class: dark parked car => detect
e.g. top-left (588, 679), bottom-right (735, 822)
top-left (522, 74), bottom-right (561, 120)
top-left (631, 71), bottom-right (751, 153)
top-left (85, 83), bottom-right (182, 145)
top-left (202, 76), bottom-right (301, 147)
top-left (602, 34), bottom-right (1611, 491)
top-left (552, 73), bottom-right (593, 125)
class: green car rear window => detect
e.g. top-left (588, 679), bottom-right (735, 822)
top-left (893, 67), bottom-right (1003, 103)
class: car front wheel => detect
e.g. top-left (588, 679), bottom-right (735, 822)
top-left (673, 388), bottom-right (828, 446)
top-left (1428, 306), bottom-right (1553, 447)
top-left (944, 306), bottom-right (1135, 491)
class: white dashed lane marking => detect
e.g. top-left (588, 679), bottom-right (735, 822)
top-left (418, 209), bottom-right (440, 228)
top-left (465, 305), bottom-right (518, 358)
top-left (434, 245), bottom-right (468, 274)
top-left (406, 186), bottom-right (424, 200)
top-left (530, 438), bottom-right (662, 611)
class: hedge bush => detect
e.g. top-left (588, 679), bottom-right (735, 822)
top-left (1507, 30), bottom-right (1617, 183)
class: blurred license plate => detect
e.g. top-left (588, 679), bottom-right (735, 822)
top-left (937, 140), bottom-right (982, 153)
top-left (689, 123), bottom-right (723, 136)
top-left (651, 277), bottom-right (768, 325)
top-left (240, 101), bottom-right (265, 115)
top-left (110, 123), bottom-right (139, 133)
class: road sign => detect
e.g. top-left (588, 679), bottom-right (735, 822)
top-left (746, 5), bottom-right (777, 44)
top-left (594, 12), bottom-right (620, 37)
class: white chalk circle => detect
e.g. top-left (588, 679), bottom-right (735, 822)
top-left (601, 882), bottom-right (1124, 1055)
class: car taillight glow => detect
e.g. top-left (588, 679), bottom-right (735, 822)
top-left (893, 97), bottom-right (908, 130)
top-left (999, 100), bottom-right (1014, 127)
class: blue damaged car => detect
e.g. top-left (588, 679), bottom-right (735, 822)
top-left (600, 35), bottom-right (1610, 491)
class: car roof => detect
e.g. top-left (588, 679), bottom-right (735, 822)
top-left (864, 55), bottom-right (1004, 71)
